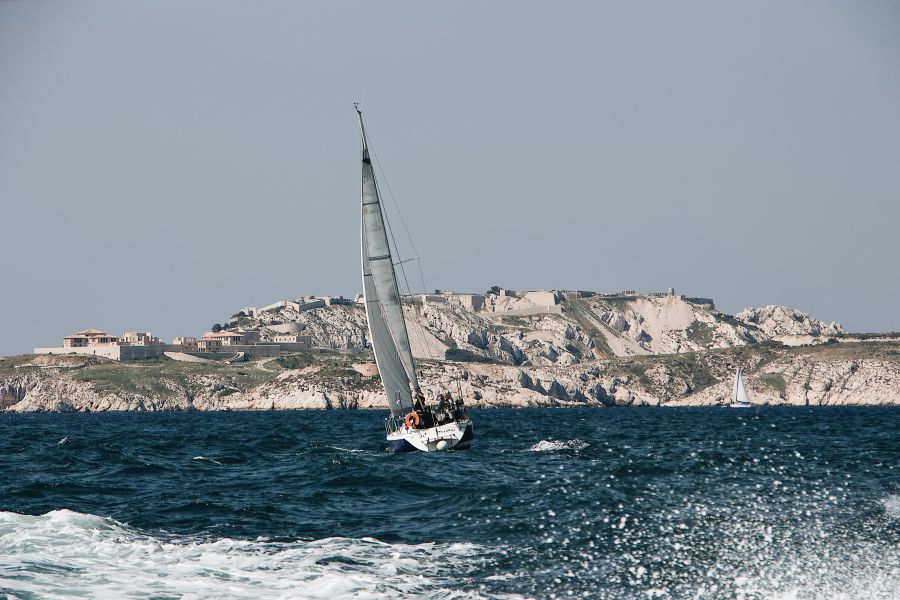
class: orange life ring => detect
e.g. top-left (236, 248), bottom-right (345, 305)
top-left (404, 412), bottom-right (421, 430)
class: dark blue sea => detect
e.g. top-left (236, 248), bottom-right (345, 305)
top-left (0, 407), bottom-right (897, 599)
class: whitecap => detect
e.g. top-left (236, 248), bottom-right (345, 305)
top-left (881, 494), bottom-right (900, 518)
top-left (325, 445), bottom-right (366, 454)
top-left (528, 439), bottom-right (590, 452)
top-left (0, 509), bottom-right (515, 599)
top-left (192, 456), bottom-right (224, 465)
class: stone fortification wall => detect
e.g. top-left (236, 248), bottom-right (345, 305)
top-left (33, 346), bottom-right (122, 360)
top-left (447, 293), bottom-right (485, 311)
top-left (33, 345), bottom-right (169, 361)
top-left (277, 341), bottom-right (312, 352)
top-left (119, 346), bottom-right (169, 360)
top-left (522, 291), bottom-right (560, 306)
top-left (214, 344), bottom-right (282, 358)
top-left (324, 297), bottom-right (353, 306)
top-left (297, 300), bottom-right (326, 311)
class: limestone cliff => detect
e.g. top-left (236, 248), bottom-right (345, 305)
top-left (3, 341), bottom-right (897, 412)
top-left (735, 305), bottom-right (845, 338)
top-left (226, 291), bottom-right (845, 368)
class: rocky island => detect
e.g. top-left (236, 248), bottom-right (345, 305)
top-left (2, 289), bottom-right (898, 412)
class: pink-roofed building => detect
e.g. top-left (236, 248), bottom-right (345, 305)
top-left (62, 329), bottom-right (119, 348)
top-left (196, 331), bottom-right (247, 351)
top-left (207, 331), bottom-right (246, 346)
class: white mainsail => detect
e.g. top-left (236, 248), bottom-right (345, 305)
top-left (358, 108), bottom-right (419, 417)
top-left (732, 368), bottom-right (751, 406)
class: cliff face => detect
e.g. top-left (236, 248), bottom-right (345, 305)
top-left (3, 342), bottom-right (897, 412)
top-left (735, 305), bottom-right (845, 338)
top-left (226, 292), bottom-right (844, 368)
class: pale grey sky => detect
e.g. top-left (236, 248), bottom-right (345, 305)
top-left (2, 1), bottom-right (899, 355)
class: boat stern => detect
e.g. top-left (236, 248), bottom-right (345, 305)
top-left (386, 419), bottom-right (474, 453)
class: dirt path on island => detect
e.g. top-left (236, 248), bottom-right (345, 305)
top-left (256, 357), bottom-right (279, 372)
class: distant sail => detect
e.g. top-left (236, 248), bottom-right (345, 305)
top-left (732, 368), bottom-right (751, 406)
top-left (358, 109), bottom-right (419, 416)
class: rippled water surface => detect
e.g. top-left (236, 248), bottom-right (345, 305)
top-left (0, 407), bottom-right (897, 599)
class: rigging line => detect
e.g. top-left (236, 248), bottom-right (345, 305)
top-left (371, 152), bottom-right (429, 296)
top-left (369, 145), bottom-right (437, 371)
top-left (382, 207), bottom-right (434, 367)
top-left (367, 136), bottom-right (449, 392)
top-left (371, 157), bottom-right (437, 367)
top-left (393, 256), bottom-right (420, 267)
top-left (368, 148), bottom-right (414, 293)
top-left (372, 166), bottom-right (414, 302)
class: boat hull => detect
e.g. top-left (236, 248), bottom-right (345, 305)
top-left (387, 419), bottom-right (474, 453)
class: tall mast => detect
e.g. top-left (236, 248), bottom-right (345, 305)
top-left (355, 103), bottom-right (370, 159)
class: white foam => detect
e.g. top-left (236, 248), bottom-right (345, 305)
top-left (191, 456), bottom-right (223, 465)
top-left (0, 510), bottom-right (511, 599)
top-left (527, 439), bottom-right (589, 452)
top-left (325, 446), bottom-right (367, 454)
top-left (881, 494), bottom-right (900, 518)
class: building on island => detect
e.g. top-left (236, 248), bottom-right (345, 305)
top-left (37, 326), bottom-right (309, 361)
top-left (195, 332), bottom-right (241, 351)
top-left (120, 332), bottom-right (163, 346)
top-left (61, 329), bottom-right (163, 349)
top-left (40, 329), bottom-right (165, 361)
top-left (272, 333), bottom-right (302, 343)
top-left (172, 336), bottom-right (197, 349)
top-left (211, 331), bottom-right (245, 345)
top-left (238, 330), bottom-right (261, 345)
top-left (447, 293), bottom-right (485, 311)
top-left (196, 337), bottom-right (222, 352)
top-left (62, 329), bottom-right (119, 348)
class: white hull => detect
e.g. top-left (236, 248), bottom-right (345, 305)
top-left (386, 419), bottom-right (473, 452)
top-left (731, 402), bottom-right (752, 408)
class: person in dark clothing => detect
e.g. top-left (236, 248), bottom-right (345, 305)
top-left (436, 392), bottom-right (452, 424)
top-left (413, 389), bottom-right (427, 413)
top-left (454, 396), bottom-right (466, 421)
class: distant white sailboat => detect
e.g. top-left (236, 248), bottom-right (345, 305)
top-left (355, 105), bottom-right (474, 452)
top-left (731, 368), bottom-right (752, 408)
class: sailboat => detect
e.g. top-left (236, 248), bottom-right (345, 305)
top-left (731, 367), bottom-right (752, 408)
top-left (356, 105), bottom-right (475, 452)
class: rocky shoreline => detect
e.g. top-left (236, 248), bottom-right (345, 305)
top-left (2, 339), bottom-right (897, 413)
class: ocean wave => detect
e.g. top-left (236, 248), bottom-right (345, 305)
top-left (191, 456), bottom-right (224, 465)
top-left (0, 510), bottom-right (510, 599)
top-left (324, 445), bottom-right (367, 454)
top-left (881, 494), bottom-right (900, 518)
top-left (527, 439), bottom-right (590, 452)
